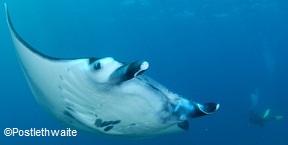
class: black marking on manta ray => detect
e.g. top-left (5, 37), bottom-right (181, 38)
top-left (66, 106), bottom-right (75, 112)
top-left (5, 6), bottom-right (97, 61)
top-left (100, 120), bottom-right (121, 127)
top-left (58, 85), bottom-right (63, 90)
top-left (94, 119), bottom-right (102, 127)
top-left (100, 121), bottom-right (111, 127)
top-left (64, 111), bottom-right (77, 120)
top-left (112, 120), bottom-right (121, 125)
top-left (94, 118), bottom-right (121, 132)
top-left (104, 126), bottom-right (114, 132)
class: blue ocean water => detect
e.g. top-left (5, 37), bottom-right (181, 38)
top-left (1, 0), bottom-right (287, 144)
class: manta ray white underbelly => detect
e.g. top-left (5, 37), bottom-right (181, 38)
top-left (5, 4), bottom-right (219, 138)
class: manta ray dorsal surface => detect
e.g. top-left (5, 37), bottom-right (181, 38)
top-left (4, 3), bottom-right (219, 138)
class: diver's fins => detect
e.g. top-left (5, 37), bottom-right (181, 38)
top-left (274, 115), bottom-right (284, 120)
top-left (263, 109), bottom-right (270, 119)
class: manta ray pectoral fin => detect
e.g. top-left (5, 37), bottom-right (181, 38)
top-left (189, 102), bottom-right (220, 118)
top-left (108, 61), bottom-right (149, 83)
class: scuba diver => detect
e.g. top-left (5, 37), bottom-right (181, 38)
top-left (249, 109), bottom-right (283, 126)
top-left (249, 89), bottom-right (283, 126)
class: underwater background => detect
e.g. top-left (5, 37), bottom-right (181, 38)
top-left (0, 0), bottom-right (287, 144)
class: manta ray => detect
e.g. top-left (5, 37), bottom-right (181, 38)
top-left (5, 3), bottom-right (219, 138)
